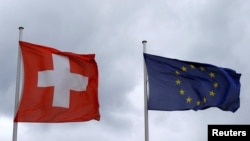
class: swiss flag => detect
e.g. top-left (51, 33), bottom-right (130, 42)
top-left (14, 41), bottom-right (100, 122)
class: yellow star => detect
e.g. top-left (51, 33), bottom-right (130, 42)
top-left (175, 70), bottom-right (180, 75)
top-left (200, 66), bottom-right (205, 71)
top-left (190, 64), bottom-right (195, 69)
top-left (179, 89), bottom-right (185, 95)
top-left (181, 66), bottom-right (187, 72)
top-left (209, 90), bottom-right (216, 96)
top-left (186, 97), bottom-right (192, 103)
top-left (209, 72), bottom-right (215, 78)
top-left (176, 79), bottom-right (181, 85)
top-left (213, 82), bottom-right (219, 88)
top-left (203, 97), bottom-right (207, 103)
top-left (196, 100), bottom-right (201, 106)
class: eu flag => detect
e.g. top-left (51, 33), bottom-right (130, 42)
top-left (144, 53), bottom-right (241, 112)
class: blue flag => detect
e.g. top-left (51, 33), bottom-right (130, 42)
top-left (144, 53), bottom-right (241, 112)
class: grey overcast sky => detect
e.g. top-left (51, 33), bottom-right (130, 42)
top-left (0, 0), bottom-right (249, 141)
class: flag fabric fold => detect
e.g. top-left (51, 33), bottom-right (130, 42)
top-left (144, 53), bottom-right (241, 112)
top-left (14, 41), bottom-right (100, 122)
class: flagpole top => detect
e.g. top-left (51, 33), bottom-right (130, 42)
top-left (142, 40), bottom-right (147, 44)
top-left (18, 27), bottom-right (24, 30)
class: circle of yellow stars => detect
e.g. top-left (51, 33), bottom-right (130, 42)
top-left (174, 64), bottom-right (219, 107)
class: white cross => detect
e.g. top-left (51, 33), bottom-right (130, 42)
top-left (38, 54), bottom-right (88, 108)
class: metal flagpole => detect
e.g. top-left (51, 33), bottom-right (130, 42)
top-left (12, 26), bottom-right (24, 141)
top-left (142, 40), bottom-right (149, 141)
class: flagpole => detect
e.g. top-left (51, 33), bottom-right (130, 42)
top-left (12, 26), bottom-right (24, 141)
top-left (142, 40), bottom-right (149, 141)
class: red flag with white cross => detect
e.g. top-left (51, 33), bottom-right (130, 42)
top-left (14, 41), bottom-right (100, 122)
